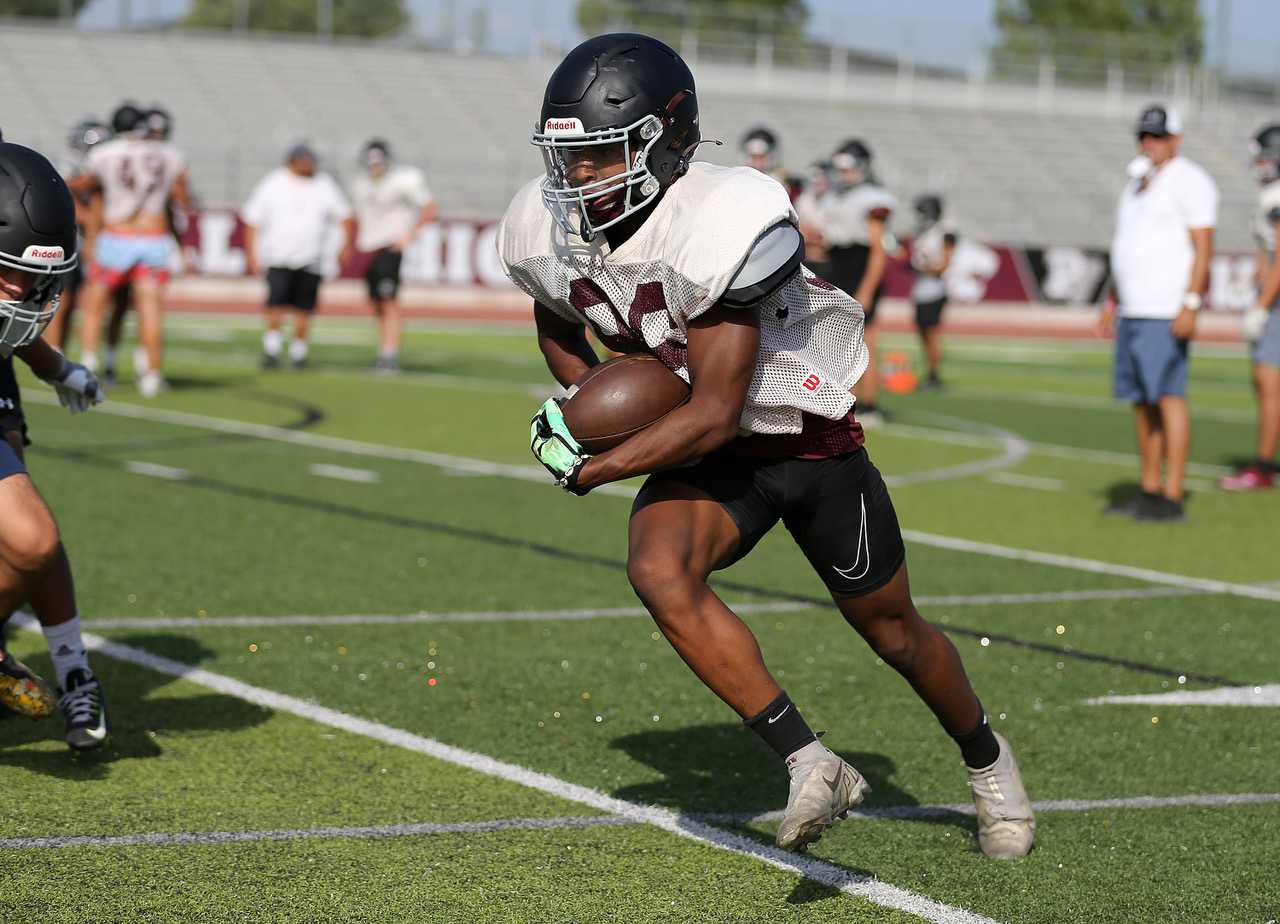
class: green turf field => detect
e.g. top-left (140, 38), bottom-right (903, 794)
top-left (3, 313), bottom-right (1277, 924)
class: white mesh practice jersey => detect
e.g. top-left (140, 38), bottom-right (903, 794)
top-left (1252, 180), bottom-right (1280, 255)
top-left (85, 137), bottom-right (186, 225)
top-left (497, 162), bottom-right (867, 436)
top-left (818, 182), bottom-right (898, 247)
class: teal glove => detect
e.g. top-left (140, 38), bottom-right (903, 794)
top-left (530, 398), bottom-right (591, 495)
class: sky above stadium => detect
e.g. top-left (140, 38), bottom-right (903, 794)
top-left (81, 0), bottom-right (1280, 79)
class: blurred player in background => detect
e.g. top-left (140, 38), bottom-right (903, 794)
top-left (242, 143), bottom-right (354, 369)
top-left (905, 194), bottom-right (956, 390)
top-left (1101, 104), bottom-right (1218, 522)
top-left (44, 118), bottom-right (111, 353)
top-left (739, 126), bottom-right (802, 203)
top-left (1220, 123), bottom-right (1280, 491)
top-left (70, 102), bottom-right (190, 397)
top-left (351, 139), bottom-right (436, 374)
top-left (819, 139), bottom-right (897, 428)
top-left (794, 160), bottom-right (831, 280)
top-left (500, 33), bottom-right (1034, 860)
top-left (0, 140), bottom-right (110, 750)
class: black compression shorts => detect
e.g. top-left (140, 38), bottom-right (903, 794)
top-left (637, 448), bottom-right (906, 597)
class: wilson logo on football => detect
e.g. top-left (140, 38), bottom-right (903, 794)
top-left (544, 118), bottom-right (585, 134)
top-left (21, 245), bottom-right (65, 262)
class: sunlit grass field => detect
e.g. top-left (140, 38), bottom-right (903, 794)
top-left (3, 311), bottom-right (1276, 924)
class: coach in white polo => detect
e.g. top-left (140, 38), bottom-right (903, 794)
top-left (1101, 104), bottom-right (1218, 522)
top-left (242, 143), bottom-right (354, 369)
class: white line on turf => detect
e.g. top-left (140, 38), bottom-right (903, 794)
top-left (122, 461), bottom-right (192, 480)
top-left (985, 472), bottom-right (1065, 491)
top-left (19, 618), bottom-right (999, 924)
top-left (1086, 684), bottom-right (1280, 707)
top-left (77, 586), bottom-right (1200, 631)
top-left (7, 791), bottom-right (1277, 852)
top-left (0, 815), bottom-right (635, 850)
top-left (901, 530), bottom-right (1280, 604)
top-left (308, 463), bottom-right (381, 484)
top-left (700, 791), bottom-right (1280, 824)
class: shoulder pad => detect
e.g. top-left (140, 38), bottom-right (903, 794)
top-left (720, 222), bottom-right (804, 310)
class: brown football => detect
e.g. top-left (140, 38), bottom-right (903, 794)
top-left (561, 353), bottom-right (692, 453)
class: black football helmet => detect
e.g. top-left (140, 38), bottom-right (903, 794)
top-left (533, 33), bottom-right (700, 240)
top-left (1250, 124), bottom-right (1280, 185)
top-left (111, 103), bottom-right (145, 136)
top-left (914, 194), bottom-right (943, 224)
top-left (831, 139), bottom-right (872, 190)
top-left (0, 142), bottom-right (78, 351)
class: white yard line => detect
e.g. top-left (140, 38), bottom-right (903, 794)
top-left (7, 618), bottom-right (999, 924)
top-left (76, 587), bottom-right (1202, 632)
top-left (6, 791), bottom-right (1276, 851)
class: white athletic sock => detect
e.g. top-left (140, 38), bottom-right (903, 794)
top-left (263, 330), bottom-right (283, 356)
top-left (80, 351), bottom-right (99, 374)
top-left (105, 345), bottom-right (120, 371)
top-left (133, 345), bottom-right (149, 375)
top-left (41, 614), bottom-right (90, 690)
top-left (288, 339), bottom-right (309, 362)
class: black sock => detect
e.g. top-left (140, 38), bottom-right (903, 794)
top-left (743, 691), bottom-right (818, 760)
top-left (1257, 459), bottom-right (1276, 475)
top-left (952, 710), bottom-right (1000, 769)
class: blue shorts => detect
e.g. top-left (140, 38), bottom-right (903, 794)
top-left (0, 437), bottom-right (27, 481)
top-left (1113, 317), bottom-right (1188, 403)
top-left (90, 231), bottom-right (172, 287)
top-left (1252, 295), bottom-right (1280, 368)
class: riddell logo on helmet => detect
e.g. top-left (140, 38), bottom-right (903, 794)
top-left (22, 245), bottom-right (64, 261)
top-left (544, 118), bottom-right (585, 134)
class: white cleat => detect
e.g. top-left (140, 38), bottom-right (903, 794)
top-left (967, 731), bottom-right (1036, 858)
top-left (776, 746), bottom-right (871, 853)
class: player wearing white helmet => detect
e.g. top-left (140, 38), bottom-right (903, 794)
top-left (0, 139), bottom-right (110, 750)
top-left (498, 33), bottom-right (1033, 860)
top-left (1221, 124), bottom-right (1280, 491)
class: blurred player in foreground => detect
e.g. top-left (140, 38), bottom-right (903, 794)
top-left (0, 140), bottom-right (110, 749)
top-left (1220, 124), bottom-right (1280, 491)
top-left (497, 33), bottom-right (1034, 858)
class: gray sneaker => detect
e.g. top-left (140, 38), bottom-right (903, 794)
top-left (776, 747), bottom-right (871, 853)
top-left (58, 668), bottom-right (111, 750)
top-left (967, 731), bottom-right (1035, 858)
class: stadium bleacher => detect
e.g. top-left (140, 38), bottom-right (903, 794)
top-left (0, 21), bottom-right (1269, 250)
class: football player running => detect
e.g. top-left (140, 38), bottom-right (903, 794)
top-left (497, 34), bottom-right (1034, 859)
top-left (0, 140), bottom-right (110, 750)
